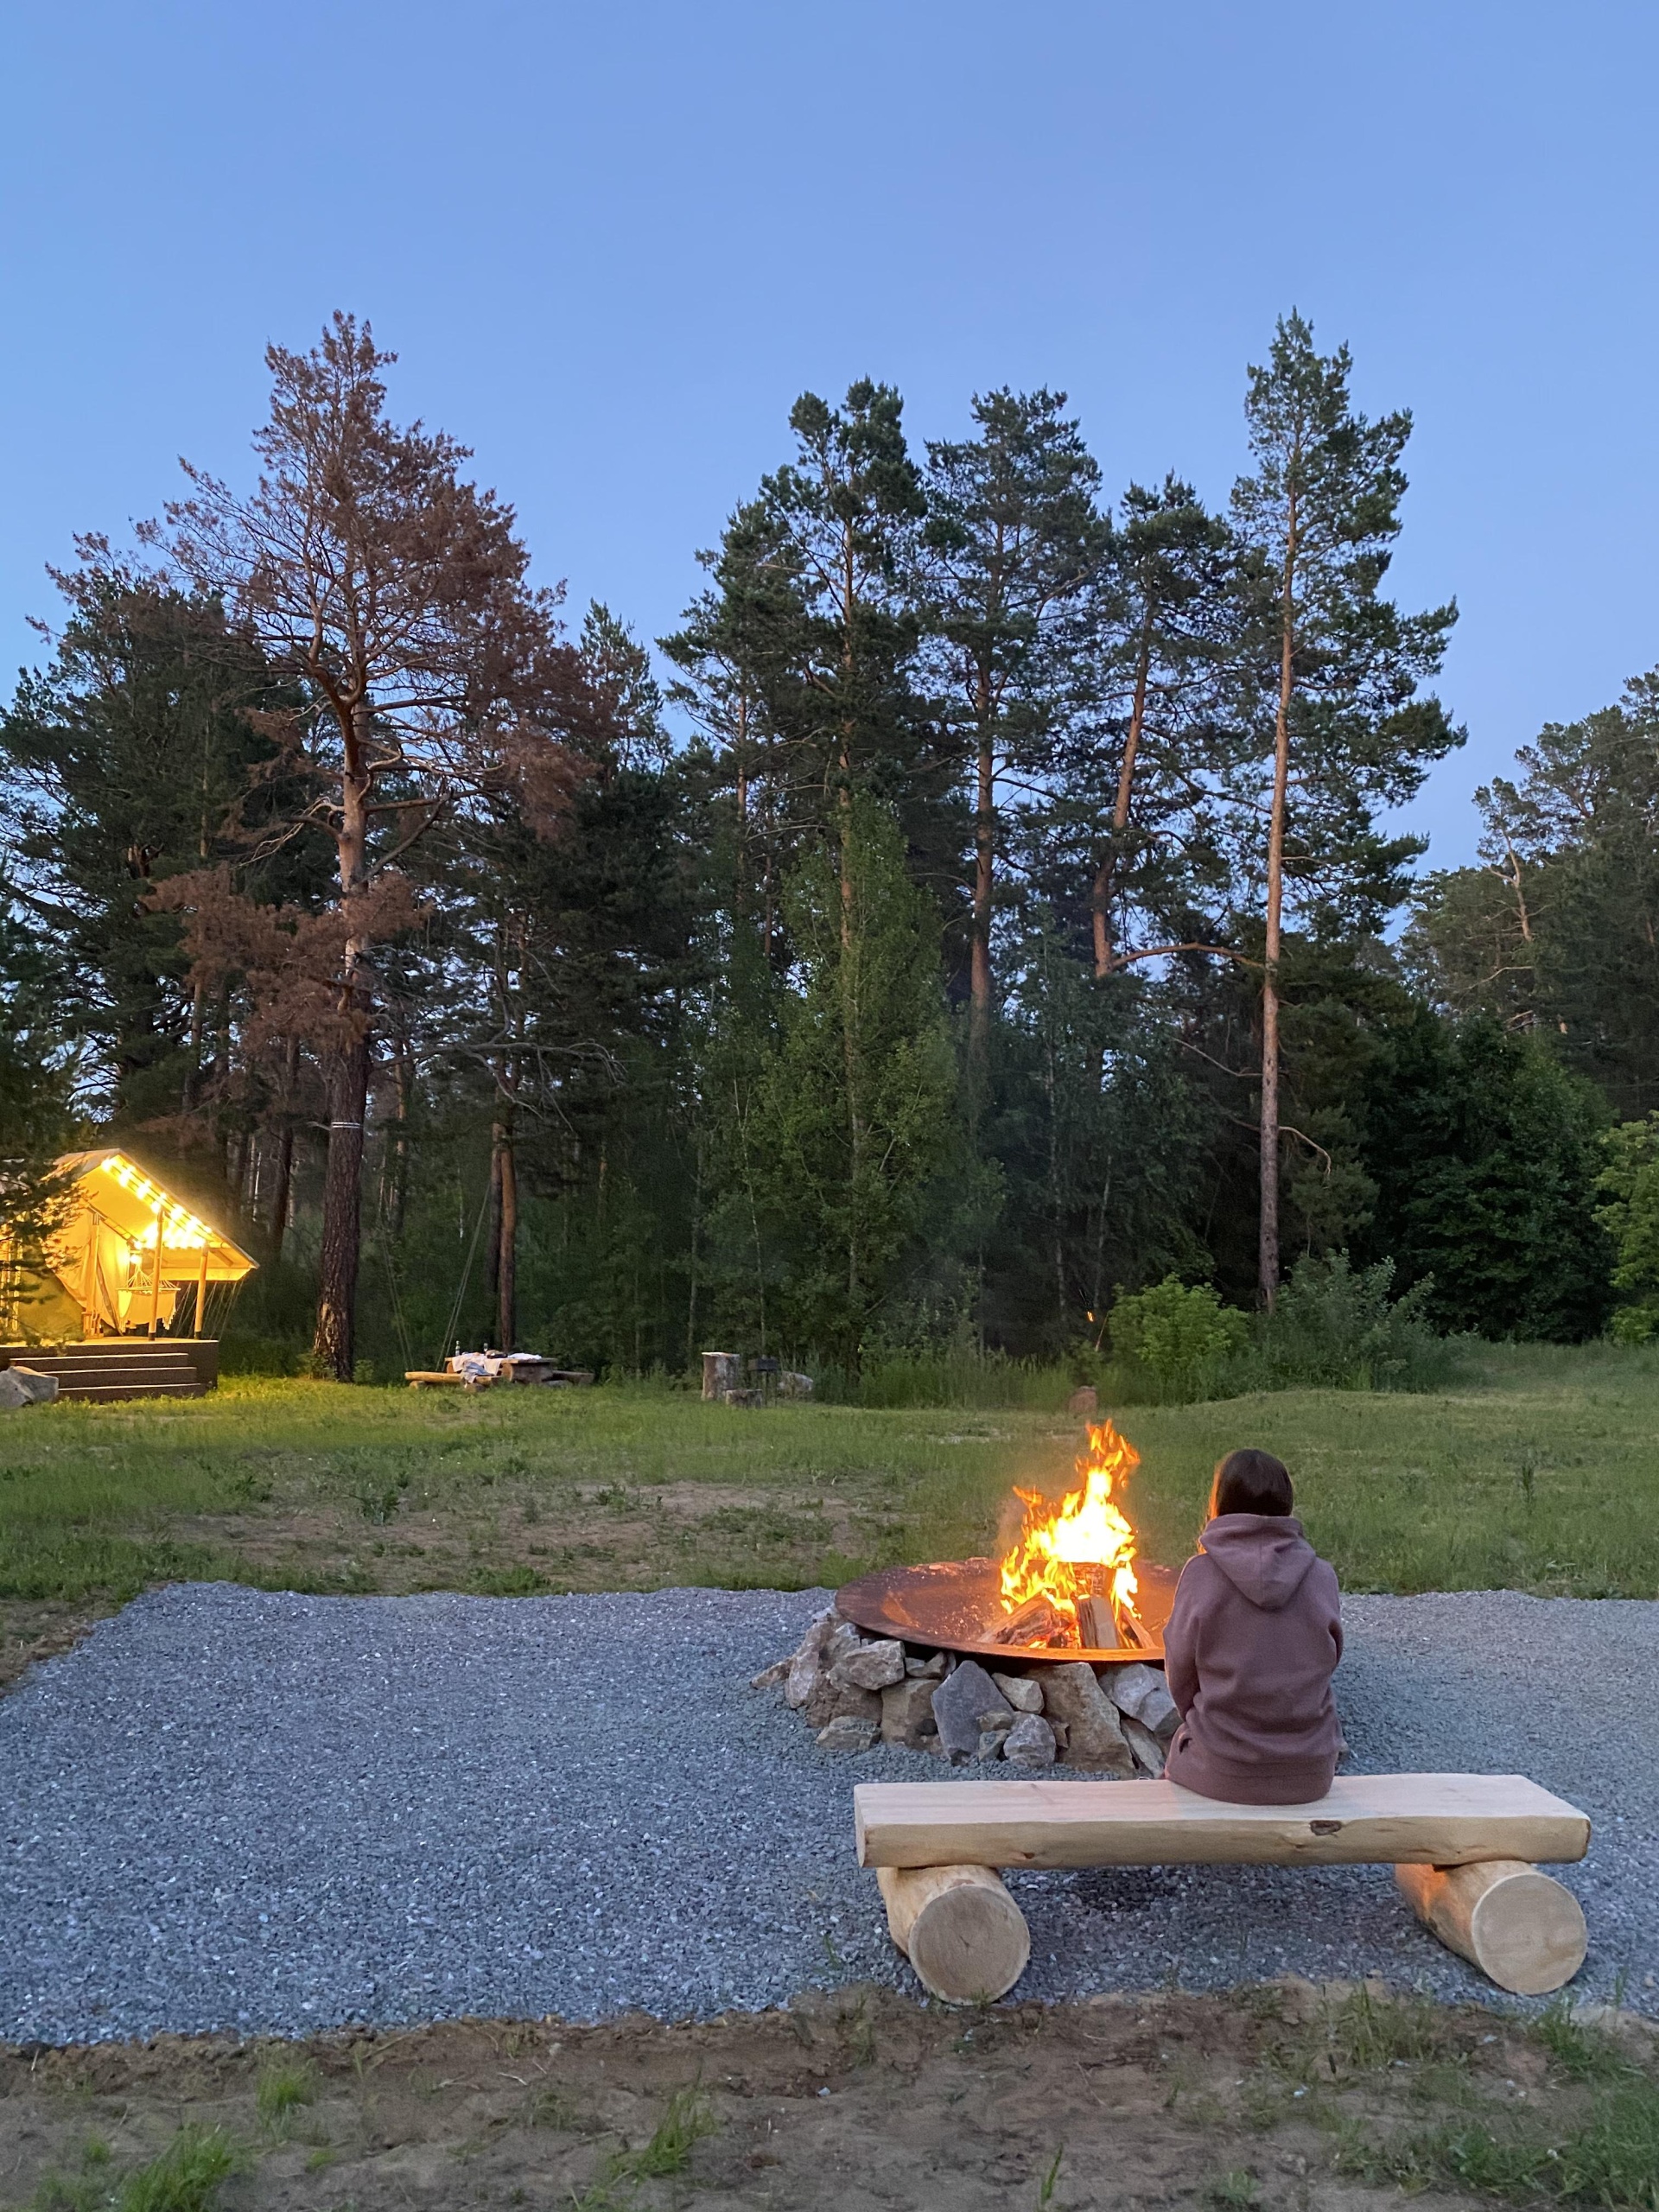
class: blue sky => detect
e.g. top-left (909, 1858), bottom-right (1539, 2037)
top-left (3, 0), bottom-right (1655, 866)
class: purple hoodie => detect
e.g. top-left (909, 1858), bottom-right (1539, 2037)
top-left (1161, 1513), bottom-right (1344, 1806)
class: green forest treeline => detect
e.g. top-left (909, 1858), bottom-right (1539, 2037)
top-left (1, 312), bottom-right (1655, 1385)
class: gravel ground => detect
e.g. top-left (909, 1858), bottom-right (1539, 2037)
top-left (3, 1581), bottom-right (1655, 2043)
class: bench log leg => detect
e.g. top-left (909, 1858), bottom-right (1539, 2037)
top-left (1395, 1859), bottom-right (1586, 1995)
top-left (875, 1863), bottom-right (1030, 2003)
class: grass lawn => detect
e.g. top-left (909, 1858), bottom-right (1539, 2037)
top-left (2, 1338), bottom-right (1656, 1681)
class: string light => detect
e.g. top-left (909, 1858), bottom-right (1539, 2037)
top-left (95, 1154), bottom-right (214, 1251)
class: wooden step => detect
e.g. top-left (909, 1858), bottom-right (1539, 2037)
top-left (854, 1775), bottom-right (1592, 1872)
top-left (60, 1382), bottom-right (207, 1401)
top-left (15, 1357), bottom-right (198, 1374)
top-left (3, 1341), bottom-right (214, 1402)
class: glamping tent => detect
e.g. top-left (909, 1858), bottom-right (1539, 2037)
top-left (40, 1150), bottom-right (257, 1338)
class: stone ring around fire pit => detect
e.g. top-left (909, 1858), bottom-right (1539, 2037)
top-left (750, 1570), bottom-right (1184, 1774)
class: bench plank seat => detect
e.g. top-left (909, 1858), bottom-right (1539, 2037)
top-left (855, 1774), bottom-right (1590, 1873)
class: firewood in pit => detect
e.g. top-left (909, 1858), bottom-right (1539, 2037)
top-left (992, 1593), bottom-right (1069, 1647)
top-left (1077, 1593), bottom-right (1119, 1649)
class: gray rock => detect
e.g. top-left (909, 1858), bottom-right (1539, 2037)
top-left (784, 1609), bottom-right (839, 1709)
top-left (931, 1659), bottom-right (1012, 1763)
top-left (1003, 1713), bottom-right (1058, 1768)
top-left (905, 1649), bottom-right (946, 1679)
top-left (0, 1365), bottom-right (56, 1409)
top-left (803, 1674), bottom-right (881, 1731)
top-left (1039, 1661), bottom-right (1135, 1774)
top-left (991, 1670), bottom-right (1044, 1713)
top-left (749, 1657), bottom-right (791, 1689)
top-left (976, 1730), bottom-right (1006, 1760)
top-left (830, 1637), bottom-right (905, 1692)
top-left (1103, 1661), bottom-right (1179, 1740)
top-left (880, 1677), bottom-right (942, 1751)
top-left (1122, 1714), bottom-right (1167, 1777)
top-left (816, 1714), bottom-right (877, 1752)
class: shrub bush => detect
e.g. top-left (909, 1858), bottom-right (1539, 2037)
top-left (1258, 1253), bottom-right (1455, 1392)
top-left (1595, 1116), bottom-right (1659, 1342)
top-left (1107, 1276), bottom-right (1249, 1403)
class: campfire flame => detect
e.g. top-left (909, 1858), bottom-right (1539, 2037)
top-left (998, 1418), bottom-right (1145, 1648)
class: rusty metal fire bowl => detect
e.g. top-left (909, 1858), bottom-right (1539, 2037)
top-left (835, 1556), bottom-right (1179, 1668)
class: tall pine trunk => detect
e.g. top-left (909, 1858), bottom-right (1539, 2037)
top-left (969, 670), bottom-right (995, 1068)
top-left (1259, 497), bottom-right (1298, 1310)
top-left (267, 1038), bottom-right (300, 1266)
top-left (314, 701), bottom-right (374, 1381)
top-left (1092, 610), bottom-right (1154, 977)
top-left (315, 1024), bottom-right (370, 1376)
top-left (837, 524), bottom-right (864, 1345)
top-left (495, 1106), bottom-right (518, 1352)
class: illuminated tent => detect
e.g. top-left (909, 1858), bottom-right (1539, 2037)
top-left (44, 1151), bottom-right (257, 1337)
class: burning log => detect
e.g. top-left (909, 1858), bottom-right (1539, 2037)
top-left (874, 1863), bottom-right (1030, 2002)
top-left (1077, 1593), bottom-right (1118, 1649)
top-left (997, 1418), bottom-right (1145, 1649)
top-left (992, 1594), bottom-right (1071, 1648)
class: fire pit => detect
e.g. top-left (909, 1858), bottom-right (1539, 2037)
top-left (753, 1419), bottom-right (1185, 1770)
top-left (837, 1418), bottom-right (1175, 1663)
top-left (834, 1554), bottom-right (1177, 1665)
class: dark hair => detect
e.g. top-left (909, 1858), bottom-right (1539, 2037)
top-left (1209, 1448), bottom-right (1294, 1520)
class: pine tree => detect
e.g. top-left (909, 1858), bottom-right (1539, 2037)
top-left (157, 314), bottom-right (594, 1377)
top-left (1410, 671), bottom-right (1659, 1114)
top-left (0, 551), bottom-right (302, 1128)
top-left (742, 798), bottom-right (957, 1365)
top-left (1230, 312), bottom-right (1460, 1305)
top-left (1081, 477), bottom-right (1241, 976)
top-left (916, 389), bottom-right (1106, 1066)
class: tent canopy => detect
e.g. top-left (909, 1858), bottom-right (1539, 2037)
top-left (48, 1150), bottom-right (257, 1336)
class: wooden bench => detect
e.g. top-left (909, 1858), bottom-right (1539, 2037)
top-left (854, 1775), bottom-right (1592, 2003)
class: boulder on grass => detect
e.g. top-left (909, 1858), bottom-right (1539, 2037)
top-left (1039, 1661), bottom-right (1135, 1774)
top-left (0, 1366), bottom-right (56, 1409)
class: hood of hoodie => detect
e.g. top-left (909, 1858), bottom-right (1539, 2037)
top-left (1198, 1513), bottom-right (1317, 1611)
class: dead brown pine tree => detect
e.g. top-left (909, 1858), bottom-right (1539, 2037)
top-left (156, 313), bottom-right (593, 1377)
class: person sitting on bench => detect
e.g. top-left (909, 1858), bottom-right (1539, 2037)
top-left (1162, 1447), bottom-right (1344, 1806)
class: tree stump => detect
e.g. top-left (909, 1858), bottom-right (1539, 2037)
top-left (1394, 1859), bottom-right (1586, 1994)
top-left (700, 1351), bottom-right (741, 1402)
top-left (875, 1863), bottom-right (1030, 2002)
